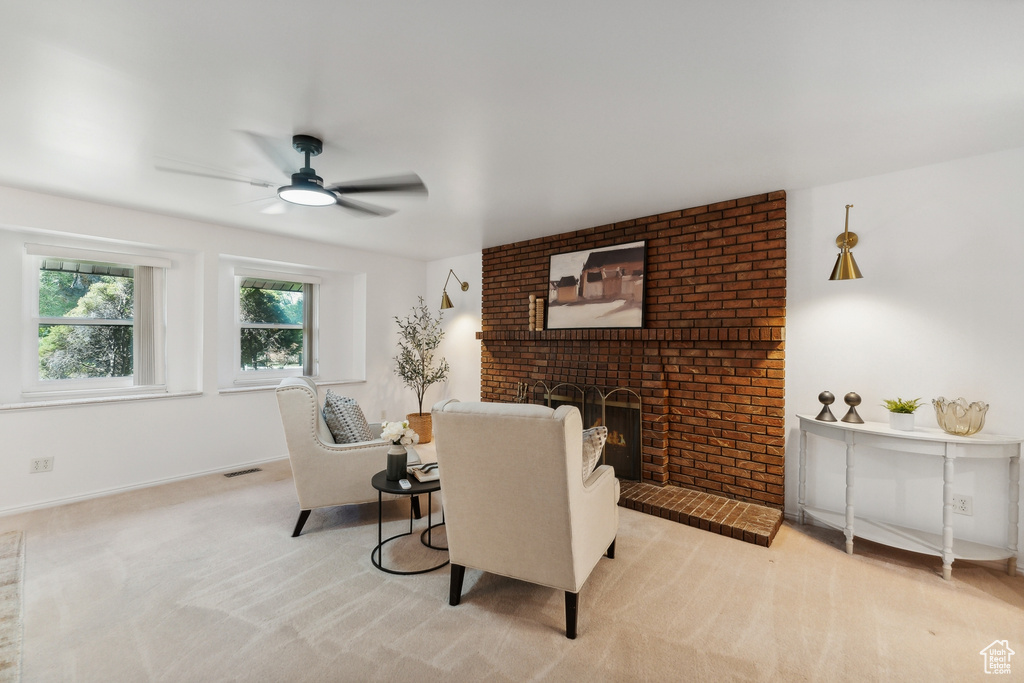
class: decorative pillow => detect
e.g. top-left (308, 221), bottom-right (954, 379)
top-left (322, 390), bottom-right (374, 444)
top-left (582, 426), bottom-right (608, 480)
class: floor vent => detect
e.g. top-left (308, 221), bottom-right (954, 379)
top-left (224, 467), bottom-right (262, 478)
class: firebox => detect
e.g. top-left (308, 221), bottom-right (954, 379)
top-left (530, 382), bottom-right (642, 481)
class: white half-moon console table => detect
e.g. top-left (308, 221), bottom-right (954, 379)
top-left (797, 414), bottom-right (1021, 580)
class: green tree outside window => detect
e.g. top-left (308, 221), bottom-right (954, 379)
top-left (239, 285), bottom-right (303, 371)
top-left (38, 270), bottom-right (134, 379)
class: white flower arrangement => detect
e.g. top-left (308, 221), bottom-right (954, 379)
top-left (381, 420), bottom-right (418, 446)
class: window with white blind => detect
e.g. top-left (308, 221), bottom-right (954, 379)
top-left (25, 244), bottom-right (168, 394)
top-left (235, 275), bottom-right (318, 381)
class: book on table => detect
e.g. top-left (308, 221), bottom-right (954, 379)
top-left (407, 463), bottom-right (439, 482)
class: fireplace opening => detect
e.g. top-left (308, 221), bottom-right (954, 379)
top-left (590, 388), bottom-right (642, 481)
top-left (526, 382), bottom-right (642, 481)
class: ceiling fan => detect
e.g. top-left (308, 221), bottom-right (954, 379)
top-left (158, 133), bottom-right (427, 217)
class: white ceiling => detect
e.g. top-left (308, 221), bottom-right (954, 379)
top-left (1, 1), bottom-right (1022, 260)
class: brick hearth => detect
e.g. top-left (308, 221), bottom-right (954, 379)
top-left (619, 480), bottom-right (783, 547)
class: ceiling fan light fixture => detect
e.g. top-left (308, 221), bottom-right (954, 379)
top-left (277, 176), bottom-right (337, 207)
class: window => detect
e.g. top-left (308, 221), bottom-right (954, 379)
top-left (37, 260), bottom-right (135, 380)
top-left (24, 244), bottom-right (168, 395)
top-left (236, 276), bottom-right (318, 380)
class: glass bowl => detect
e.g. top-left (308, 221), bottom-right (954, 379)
top-left (932, 396), bottom-right (989, 436)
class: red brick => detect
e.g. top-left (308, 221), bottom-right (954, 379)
top-left (480, 190), bottom-right (786, 510)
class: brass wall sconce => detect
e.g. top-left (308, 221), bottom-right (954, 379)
top-left (829, 204), bottom-right (863, 281)
top-left (440, 269), bottom-right (469, 309)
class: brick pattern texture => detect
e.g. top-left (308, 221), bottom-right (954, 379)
top-left (479, 191), bottom-right (786, 509)
top-left (619, 480), bottom-right (783, 546)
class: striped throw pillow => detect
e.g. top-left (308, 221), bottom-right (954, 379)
top-left (582, 426), bottom-right (608, 480)
top-left (322, 390), bottom-right (374, 444)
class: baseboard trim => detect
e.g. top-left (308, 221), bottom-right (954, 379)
top-left (0, 455), bottom-right (288, 517)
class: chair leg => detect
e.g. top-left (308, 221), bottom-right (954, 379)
top-left (449, 564), bottom-right (466, 606)
top-left (607, 538), bottom-right (616, 559)
top-left (565, 591), bottom-right (578, 639)
top-left (292, 509), bottom-right (311, 537)
top-left (411, 495), bottom-right (422, 520)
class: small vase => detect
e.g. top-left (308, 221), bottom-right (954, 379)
top-left (889, 412), bottom-right (915, 431)
top-left (386, 444), bottom-right (407, 481)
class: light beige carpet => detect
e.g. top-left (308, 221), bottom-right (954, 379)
top-left (0, 531), bottom-right (24, 683)
top-left (0, 460), bottom-right (1021, 682)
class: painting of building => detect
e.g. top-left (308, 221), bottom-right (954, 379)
top-left (579, 245), bottom-right (645, 303)
top-left (547, 241), bottom-right (645, 328)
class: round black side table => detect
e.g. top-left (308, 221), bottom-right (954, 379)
top-left (370, 470), bottom-right (448, 575)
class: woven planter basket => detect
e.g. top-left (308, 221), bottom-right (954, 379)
top-left (406, 412), bottom-right (433, 444)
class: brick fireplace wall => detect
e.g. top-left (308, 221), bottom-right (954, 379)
top-left (478, 191), bottom-right (786, 509)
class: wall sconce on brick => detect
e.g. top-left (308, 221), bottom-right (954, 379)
top-left (829, 204), bottom-right (863, 281)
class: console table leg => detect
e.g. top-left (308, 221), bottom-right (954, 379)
top-left (1008, 453), bottom-right (1020, 577)
top-left (942, 454), bottom-right (955, 580)
top-left (798, 429), bottom-right (807, 525)
top-left (844, 440), bottom-right (855, 555)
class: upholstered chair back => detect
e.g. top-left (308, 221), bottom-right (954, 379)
top-left (432, 399), bottom-right (619, 594)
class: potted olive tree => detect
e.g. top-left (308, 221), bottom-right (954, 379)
top-left (393, 296), bottom-right (449, 443)
top-left (882, 397), bottom-right (922, 431)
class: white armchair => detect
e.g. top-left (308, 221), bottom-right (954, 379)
top-left (275, 377), bottom-right (421, 536)
top-left (432, 399), bottom-right (619, 638)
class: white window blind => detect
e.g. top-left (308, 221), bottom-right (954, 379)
top-left (133, 265), bottom-right (165, 386)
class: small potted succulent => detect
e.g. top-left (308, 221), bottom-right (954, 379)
top-left (881, 397), bottom-right (923, 431)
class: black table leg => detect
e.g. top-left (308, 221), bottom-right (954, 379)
top-left (370, 471), bottom-right (448, 574)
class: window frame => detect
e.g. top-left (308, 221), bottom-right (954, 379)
top-left (232, 269), bottom-right (320, 385)
top-left (22, 244), bottom-right (169, 398)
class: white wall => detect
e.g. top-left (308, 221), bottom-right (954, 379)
top-left (426, 252), bottom-right (483, 407)
top-left (0, 185), bottom-right (450, 514)
top-left (786, 146), bottom-right (1024, 562)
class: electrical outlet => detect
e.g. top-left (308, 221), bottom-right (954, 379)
top-left (30, 457), bottom-right (53, 473)
top-left (951, 494), bottom-right (973, 516)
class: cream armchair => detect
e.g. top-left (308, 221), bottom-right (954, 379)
top-left (432, 399), bottom-right (619, 639)
top-left (275, 377), bottom-right (421, 536)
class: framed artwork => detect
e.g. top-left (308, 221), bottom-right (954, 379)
top-left (546, 240), bottom-right (646, 329)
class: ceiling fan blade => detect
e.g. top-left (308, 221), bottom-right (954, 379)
top-left (237, 131), bottom-right (296, 177)
top-left (155, 165), bottom-right (275, 188)
top-left (232, 194), bottom-right (294, 215)
top-left (326, 174), bottom-right (427, 195)
top-left (260, 201), bottom-right (293, 215)
top-left (335, 196), bottom-right (396, 217)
